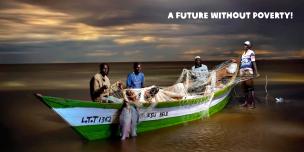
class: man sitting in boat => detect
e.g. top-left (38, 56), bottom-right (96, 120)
top-left (126, 62), bottom-right (144, 89)
top-left (184, 56), bottom-right (210, 93)
top-left (90, 63), bottom-right (123, 103)
top-left (191, 56), bottom-right (209, 82)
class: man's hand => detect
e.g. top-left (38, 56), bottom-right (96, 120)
top-left (102, 85), bottom-right (108, 89)
top-left (191, 75), bottom-right (197, 79)
top-left (97, 85), bottom-right (107, 94)
top-left (254, 73), bottom-right (260, 78)
top-left (117, 81), bottom-right (123, 90)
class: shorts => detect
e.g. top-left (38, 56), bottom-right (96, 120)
top-left (240, 68), bottom-right (253, 76)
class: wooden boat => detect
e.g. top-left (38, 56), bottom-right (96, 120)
top-left (36, 62), bottom-right (238, 141)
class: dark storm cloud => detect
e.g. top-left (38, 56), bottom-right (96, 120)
top-left (18, 0), bottom-right (303, 25)
top-left (0, 0), bottom-right (303, 63)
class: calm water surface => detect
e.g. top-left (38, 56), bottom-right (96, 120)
top-left (0, 60), bottom-right (303, 152)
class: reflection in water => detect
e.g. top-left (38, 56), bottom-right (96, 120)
top-left (121, 138), bottom-right (137, 152)
top-left (0, 60), bottom-right (303, 152)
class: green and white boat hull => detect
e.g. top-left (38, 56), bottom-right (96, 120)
top-left (37, 85), bottom-right (233, 141)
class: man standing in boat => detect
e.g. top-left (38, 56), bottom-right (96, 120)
top-left (126, 62), bottom-right (145, 89)
top-left (90, 63), bottom-right (111, 102)
top-left (239, 41), bottom-right (259, 108)
top-left (121, 62), bottom-right (144, 140)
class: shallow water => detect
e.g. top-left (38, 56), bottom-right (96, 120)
top-left (0, 60), bottom-right (303, 152)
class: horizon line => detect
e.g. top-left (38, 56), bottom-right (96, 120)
top-left (0, 58), bottom-right (303, 65)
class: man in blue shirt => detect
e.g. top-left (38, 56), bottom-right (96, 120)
top-left (126, 62), bottom-right (144, 88)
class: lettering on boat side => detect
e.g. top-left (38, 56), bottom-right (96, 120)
top-left (147, 112), bottom-right (156, 118)
top-left (141, 111), bottom-right (169, 119)
top-left (81, 116), bottom-right (112, 124)
top-left (160, 111), bottom-right (168, 117)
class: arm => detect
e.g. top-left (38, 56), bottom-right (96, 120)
top-left (141, 73), bottom-right (144, 88)
top-left (93, 77), bottom-right (108, 95)
top-left (93, 78), bottom-right (103, 98)
top-left (93, 78), bottom-right (100, 98)
top-left (205, 64), bottom-right (209, 72)
top-left (250, 51), bottom-right (259, 77)
top-left (126, 74), bottom-right (132, 88)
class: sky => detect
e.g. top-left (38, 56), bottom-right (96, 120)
top-left (0, 0), bottom-right (303, 63)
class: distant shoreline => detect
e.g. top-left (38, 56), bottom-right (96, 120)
top-left (0, 58), bottom-right (303, 65)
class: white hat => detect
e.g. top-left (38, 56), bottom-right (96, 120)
top-left (194, 56), bottom-right (201, 59)
top-left (244, 41), bottom-right (251, 46)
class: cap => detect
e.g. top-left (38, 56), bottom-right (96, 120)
top-left (194, 56), bottom-right (201, 59)
top-left (244, 41), bottom-right (251, 46)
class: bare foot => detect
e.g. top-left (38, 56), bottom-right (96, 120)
top-left (248, 104), bottom-right (255, 109)
top-left (240, 102), bottom-right (248, 107)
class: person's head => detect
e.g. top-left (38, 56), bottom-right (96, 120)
top-left (133, 62), bottom-right (141, 74)
top-left (243, 41), bottom-right (252, 50)
top-left (194, 56), bottom-right (201, 67)
top-left (99, 63), bottom-right (109, 76)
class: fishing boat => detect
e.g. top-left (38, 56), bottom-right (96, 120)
top-left (36, 61), bottom-right (239, 141)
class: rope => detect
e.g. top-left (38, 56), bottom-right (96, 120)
top-left (265, 75), bottom-right (268, 94)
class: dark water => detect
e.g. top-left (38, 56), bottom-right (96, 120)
top-left (0, 60), bottom-right (304, 152)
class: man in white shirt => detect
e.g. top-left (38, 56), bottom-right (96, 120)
top-left (90, 63), bottom-right (111, 102)
top-left (191, 56), bottom-right (209, 82)
top-left (240, 41), bottom-right (258, 76)
top-left (239, 41), bottom-right (259, 108)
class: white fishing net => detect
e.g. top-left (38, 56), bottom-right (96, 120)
top-left (109, 60), bottom-right (259, 129)
top-left (120, 60), bottom-right (240, 104)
